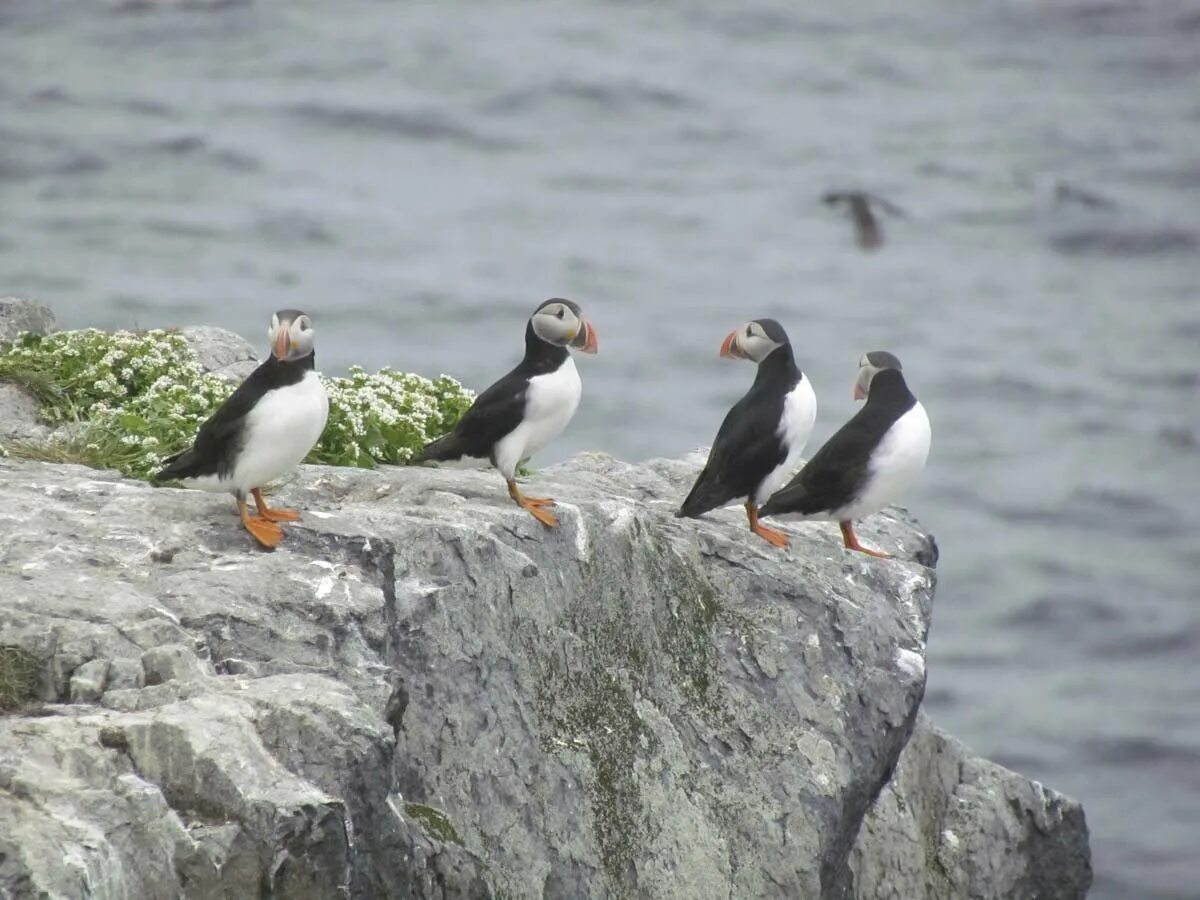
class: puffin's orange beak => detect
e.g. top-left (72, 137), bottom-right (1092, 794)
top-left (573, 320), bottom-right (598, 354)
top-left (720, 330), bottom-right (744, 359)
top-left (854, 382), bottom-right (866, 401)
top-left (274, 328), bottom-right (291, 360)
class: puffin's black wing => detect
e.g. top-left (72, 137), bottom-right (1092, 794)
top-left (416, 367), bottom-right (528, 464)
top-left (155, 355), bottom-right (303, 481)
top-left (759, 372), bottom-right (912, 518)
top-left (757, 418), bottom-right (878, 517)
top-left (677, 392), bottom-right (786, 518)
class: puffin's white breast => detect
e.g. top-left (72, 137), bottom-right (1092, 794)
top-left (228, 370), bottom-right (329, 493)
top-left (835, 400), bottom-right (931, 522)
top-left (493, 357), bottom-right (582, 479)
top-left (754, 376), bottom-right (818, 506)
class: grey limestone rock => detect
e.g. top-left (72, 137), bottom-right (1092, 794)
top-left (0, 299), bottom-right (55, 445)
top-left (180, 323), bottom-right (261, 382)
top-left (140, 642), bottom-right (214, 685)
top-left (0, 381), bottom-right (47, 443)
top-left (0, 452), bottom-right (1090, 899)
top-left (849, 713), bottom-right (1092, 900)
top-left (0, 296), bottom-right (56, 342)
top-left (69, 657), bottom-right (111, 703)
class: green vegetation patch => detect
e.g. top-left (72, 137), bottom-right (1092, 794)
top-left (404, 803), bottom-right (463, 845)
top-left (0, 644), bottom-right (41, 713)
top-left (0, 328), bottom-right (473, 479)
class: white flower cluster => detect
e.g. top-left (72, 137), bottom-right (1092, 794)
top-left (1, 327), bottom-right (475, 478)
top-left (316, 367), bottom-right (474, 466)
top-left (0, 327), bottom-right (207, 421)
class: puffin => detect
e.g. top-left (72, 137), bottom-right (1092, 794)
top-left (414, 298), bottom-right (598, 528)
top-left (821, 191), bottom-right (906, 250)
top-left (676, 319), bottom-right (816, 549)
top-left (758, 351), bottom-right (930, 558)
top-left (154, 309), bottom-right (329, 548)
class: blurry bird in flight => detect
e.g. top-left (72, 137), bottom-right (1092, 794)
top-left (822, 190), bottom-right (907, 251)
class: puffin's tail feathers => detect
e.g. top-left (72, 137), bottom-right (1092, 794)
top-left (154, 448), bottom-right (198, 482)
top-left (413, 430), bottom-right (465, 465)
top-left (676, 469), bottom-right (731, 519)
top-left (758, 483), bottom-right (813, 519)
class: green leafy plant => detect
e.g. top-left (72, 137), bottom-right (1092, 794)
top-left (0, 329), bottom-right (474, 480)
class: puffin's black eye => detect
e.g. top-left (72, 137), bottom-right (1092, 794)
top-left (556, 308), bottom-right (565, 319)
top-left (300, 320), bottom-right (310, 331)
top-left (746, 325), bottom-right (753, 337)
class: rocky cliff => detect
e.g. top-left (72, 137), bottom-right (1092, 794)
top-left (0, 300), bottom-right (1090, 899)
top-left (0, 451), bottom-right (1090, 900)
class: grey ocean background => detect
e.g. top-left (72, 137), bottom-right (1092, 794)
top-left (3, 1), bottom-right (1198, 896)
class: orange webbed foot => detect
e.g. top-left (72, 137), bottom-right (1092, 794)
top-left (523, 503), bottom-right (559, 528)
top-left (746, 502), bottom-right (790, 550)
top-left (251, 487), bottom-right (302, 522)
top-left (752, 522), bottom-right (791, 549)
top-left (507, 480), bottom-right (559, 528)
top-left (240, 500), bottom-right (284, 548)
top-left (258, 507), bottom-right (301, 523)
top-left (839, 521), bottom-right (891, 559)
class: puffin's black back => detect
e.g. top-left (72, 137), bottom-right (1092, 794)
top-left (415, 321), bottom-right (570, 464)
top-left (155, 352), bottom-right (314, 481)
top-left (677, 343), bottom-right (802, 518)
top-left (758, 368), bottom-right (915, 517)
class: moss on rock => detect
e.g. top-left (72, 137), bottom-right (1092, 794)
top-left (0, 644), bottom-right (41, 713)
top-left (404, 803), bottom-right (464, 846)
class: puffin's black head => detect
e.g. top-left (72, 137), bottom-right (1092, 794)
top-left (529, 298), bottom-right (598, 354)
top-left (719, 318), bottom-right (790, 364)
top-left (268, 309), bottom-right (316, 362)
top-left (854, 350), bottom-right (903, 400)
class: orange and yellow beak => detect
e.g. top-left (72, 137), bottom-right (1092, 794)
top-left (720, 330), bottom-right (746, 359)
top-left (274, 327), bottom-right (291, 360)
top-left (572, 319), bottom-right (599, 354)
top-left (854, 382), bottom-right (866, 401)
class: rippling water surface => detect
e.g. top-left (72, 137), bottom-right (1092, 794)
top-left (3, 1), bottom-right (1199, 895)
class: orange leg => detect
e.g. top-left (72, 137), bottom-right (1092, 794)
top-left (251, 487), bottom-right (301, 522)
top-left (746, 501), bottom-right (790, 549)
top-left (240, 497), bottom-right (283, 548)
top-left (507, 479), bottom-right (558, 528)
top-left (839, 521), bottom-right (891, 559)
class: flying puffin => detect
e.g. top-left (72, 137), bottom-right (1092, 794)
top-left (758, 351), bottom-right (930, 558)
top-left (676, 319), bottom-right (816, 549)
top-left (154, 309), bottom-right (329, 548)
top-left (821, 191), bottom-right (906, 250)
top-left (414, 298), bottom-right (598, 528)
